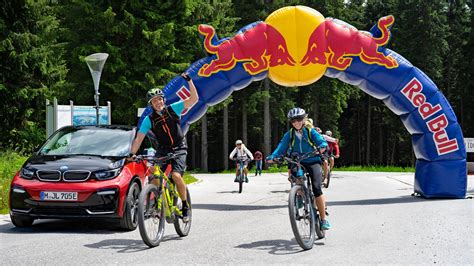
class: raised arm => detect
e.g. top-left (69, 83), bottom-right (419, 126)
top-left (181, 73), bottom-right (199, 110)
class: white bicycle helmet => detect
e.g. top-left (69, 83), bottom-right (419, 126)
top-left (287, 107), bottom-right (307, 121)
top-left (147, 87), bottom-right (165, 103)
top-left (325, 130), bottom-right (333, 137)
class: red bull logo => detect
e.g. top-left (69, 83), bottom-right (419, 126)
top-left (198, 23), bottom-right (296, 77)
top-left (401, 77), bottom-right (459, 155)
top-left (301, 15), bottom-right (398, 70)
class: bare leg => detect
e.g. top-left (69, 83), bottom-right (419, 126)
top-left (322, 160), bottom-right (329, 184)
top-left (315, 195), bottom-right (327, 220)
top-left (329, 157), bottom-right (334, 170)
top-left (171, 171), bottom-right (187, 201)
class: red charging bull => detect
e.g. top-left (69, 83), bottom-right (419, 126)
top-left (301, 15), bottom-right (398, 70)
top-left (198, 23), bottom-right (296, 77)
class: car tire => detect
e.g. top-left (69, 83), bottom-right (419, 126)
top-left (119, 182), bottom-right (140, 231)
top-left (10, 215), bottom-right (34, 227)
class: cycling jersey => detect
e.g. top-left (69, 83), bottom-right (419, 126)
top-left (270, 127), bottom-right (327, 164)
top-left (139, 101), bottom-right (186, 149)
top-left (229, 144), bottom-right (254, 161)
top-left (327, 140), bottom-right (340, 156)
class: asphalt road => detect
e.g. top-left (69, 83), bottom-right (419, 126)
top-left (1, 172), bottom-right (473, 264)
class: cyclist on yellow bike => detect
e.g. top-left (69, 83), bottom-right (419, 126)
top-left (266, 108), bottom-right (331, 230)
top-left (129, 73), bottom-right (198, 222)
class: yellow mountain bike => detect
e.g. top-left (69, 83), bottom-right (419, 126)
top-left (135, 152), bottom-right (192, 248)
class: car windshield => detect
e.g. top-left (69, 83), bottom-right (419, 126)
top-left (40, 127), bottom-right (134, 157)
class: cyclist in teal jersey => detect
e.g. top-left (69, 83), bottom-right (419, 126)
top-left (129, 73), bottom-right (198, 222)
top-left (267, 108), bottom-right (331, 230)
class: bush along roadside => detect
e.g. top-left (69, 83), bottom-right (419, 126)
top-left (0, 151), bottom-right (28, 214)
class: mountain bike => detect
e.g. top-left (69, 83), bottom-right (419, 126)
top-left (134, 152), bottom-right (192, 248)
top-left (233, 156), bottom-right (249, 193)
top-left (274, 150), bottom-right (326, 250)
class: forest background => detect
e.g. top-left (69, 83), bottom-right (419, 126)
top-left (1, 0), bottom-right (472, 171)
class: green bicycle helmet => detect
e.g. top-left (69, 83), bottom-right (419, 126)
top-left (147, 87), bottom-right (165, 103)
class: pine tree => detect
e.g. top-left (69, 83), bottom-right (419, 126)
top-left (0, 0), bottom-right (67, 151)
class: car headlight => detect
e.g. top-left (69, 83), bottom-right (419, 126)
top-left (93, 168), bottom-right (121, 180)
top-left (20, 168), bottom-right (35, 180)
top-left (109, 158), bottom-right (125, 169)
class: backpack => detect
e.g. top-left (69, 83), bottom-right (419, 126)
top-left (289, 127), bottom-right (317, 151)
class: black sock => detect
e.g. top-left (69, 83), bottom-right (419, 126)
top-left (182, 200), bottom-right (188, 208)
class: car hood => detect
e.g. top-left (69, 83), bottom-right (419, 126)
top-left (24, 155), bottom-right (121, 172)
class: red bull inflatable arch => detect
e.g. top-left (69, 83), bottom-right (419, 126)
top-left (139, 6), bottom-right (467, 198)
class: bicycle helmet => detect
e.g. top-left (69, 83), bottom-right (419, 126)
top-left (287, 107), bottom-right (307, 121)
top-left (325, 130), bottom-right (333, 137)
top-left (235, 140), bottom-right (243, 145)
top-left (147, 87), bottom-right (165, 103)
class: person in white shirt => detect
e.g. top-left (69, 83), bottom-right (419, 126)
top-left (229, 140), bottom-right (254, 182)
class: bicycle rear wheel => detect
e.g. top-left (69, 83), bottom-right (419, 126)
top-left (174, 187), bottom-right (192, 236)
top-left (137, 184), bottom-right (165, 248)
top-left (288, 185), bottom-right (315, 250)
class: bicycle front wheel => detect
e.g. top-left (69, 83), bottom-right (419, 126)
top-left (138, 184), bottom-right (165, 248)
top-left (174, 187), bottom-right (192, 236)
top-left (288, 185), bottom-right (315, 250)
top-left (238, 174), bottom-right (244, 193)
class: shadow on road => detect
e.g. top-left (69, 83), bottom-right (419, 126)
top-left (84, 235), bottom-right (182, 253)
top-left (326, 195), bottom-right (458, 206)
top-left (192, 203), bottom-right (286, 211)
top-left (0, 218), bottom-right (122, 234)
top-left (235, 238), bottom-right (324, 255)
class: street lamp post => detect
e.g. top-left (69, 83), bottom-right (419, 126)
top-left (85, 53), bottom-right (109, 125)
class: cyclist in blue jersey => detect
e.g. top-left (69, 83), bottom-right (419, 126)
top-left (129, 73), bottom-right (198, 222)
top-left (266, 108), bottom-right (332, 230)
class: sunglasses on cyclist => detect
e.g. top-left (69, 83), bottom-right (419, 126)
top-left (290, 117), bottom-right (304, 123)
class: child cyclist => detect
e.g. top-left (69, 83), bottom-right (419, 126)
top-left (266, 107), bottom-right (331, 230)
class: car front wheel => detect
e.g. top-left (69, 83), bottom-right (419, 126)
top-left (10, 215), bottom-right (34, 227)
top-left (119, 182), bottom-right (140, 231)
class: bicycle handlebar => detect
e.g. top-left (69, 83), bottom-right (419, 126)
top-left (232, 157), bottom-right (251, 162)
top-left (131, 151), bottom-right (187, 164)
top-left (273, 149), bottom-right (321, 165)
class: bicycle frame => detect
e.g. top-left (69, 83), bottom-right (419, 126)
top-left (150, 164), bottom-right (183, 222)
top-left (238, 159), bottom-right (245, 181)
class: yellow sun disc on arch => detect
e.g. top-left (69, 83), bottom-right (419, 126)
top-left (265, 6), bottom-right (328, 87)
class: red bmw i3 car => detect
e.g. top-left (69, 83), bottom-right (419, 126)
top-left (9, 125), bottom-right (157, 230)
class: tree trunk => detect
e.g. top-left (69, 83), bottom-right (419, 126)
top-left (366, 97), bottom-right (371, 165)
top-left (357, 102), bottom-right (362, 164)
top-left (192, 132), bottom-right (196, 169)
top-left (223, 106), bottom-right (229, 170)
top-left (264, 78), bottom-right (271, 158)
top-left (312, 98), bottom-right (319, 126)
top-left (201, 114), bottom-right (208, 172)
top-left (242, 102), bottom-right (247, 145)
top-left (378, 119), bottom-right (384, 164)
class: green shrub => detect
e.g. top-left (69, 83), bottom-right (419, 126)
top-left (0, 151), bottom-right (28, 213)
